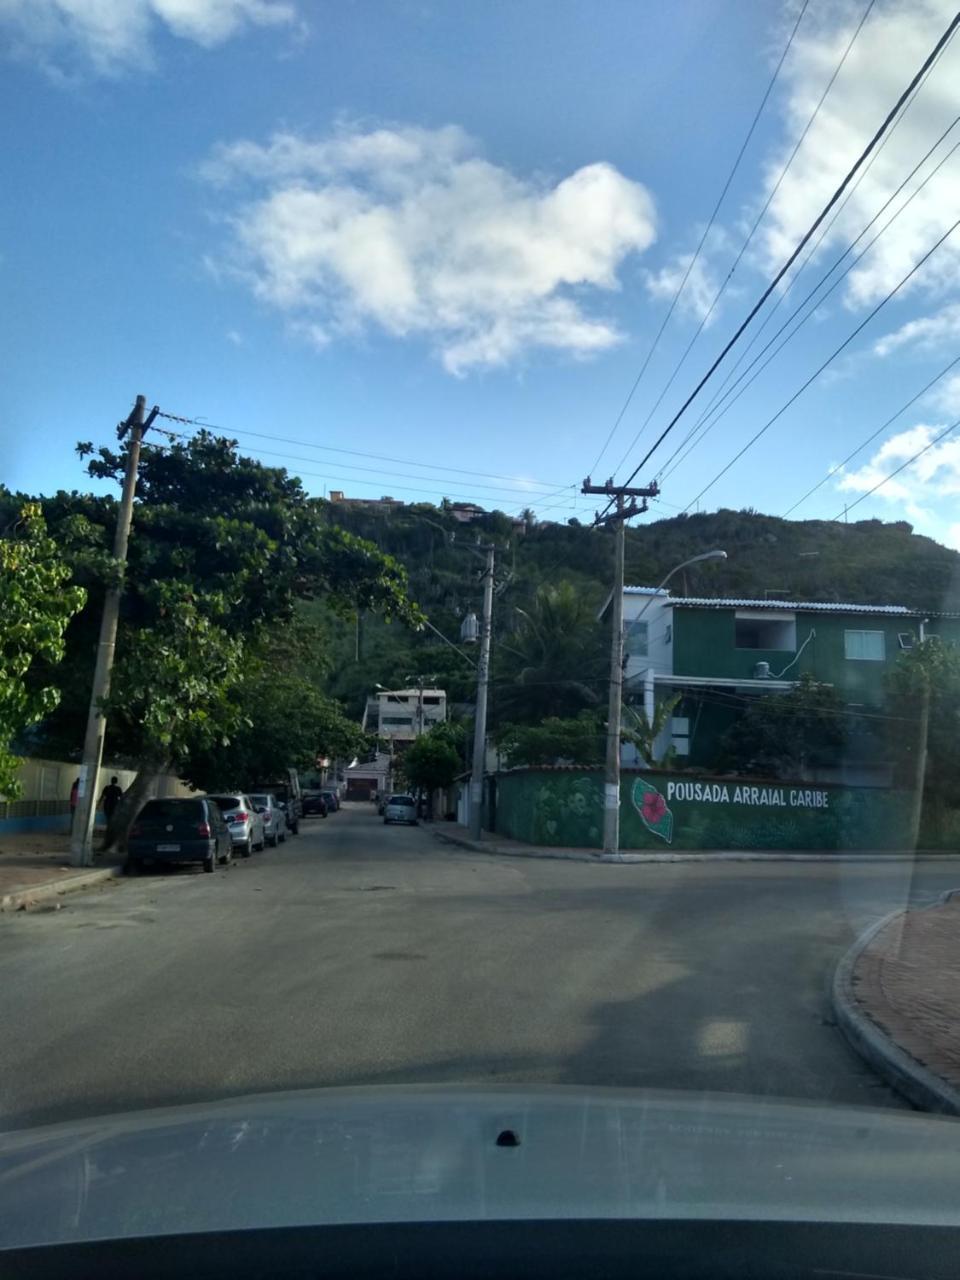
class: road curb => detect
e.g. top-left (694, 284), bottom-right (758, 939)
top-left (432, 830), bottom-right (959, 865)
top-left (0, 865), bottom-right (125, 914)
top-left (831, 907), bottom-right (960, 1115)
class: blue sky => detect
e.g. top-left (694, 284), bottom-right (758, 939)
top-left (3, 0), bottom-right (960, 544)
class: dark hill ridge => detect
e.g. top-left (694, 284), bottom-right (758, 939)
top-left (325, 501), bottom-right (960, 614)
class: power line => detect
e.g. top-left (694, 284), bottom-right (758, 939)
top-left (596, 7), bottom-right (960, 519)
top-left (155, 412), bottom-right (565, 491)
top-left (610, 0), bottom-right (874, 481)
top-left (160, 427), bottom-right (567, 503)
top-left (682, 214), bottom-right (960, 510)
top-left (784, 354), bottom-right (960, 516)
top-left (657, 118), bottom-right (960, 483)
top-left (668, 34), bottom-right (959, 471)
top-left (586, 0), bottom-right (811, 479)
top-left (832, 415), bottom-right (960, 520)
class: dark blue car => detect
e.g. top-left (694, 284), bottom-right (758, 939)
top-left (126, 797), bottom-right (232, 874)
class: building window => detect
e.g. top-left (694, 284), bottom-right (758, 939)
top-left (844, 630), bottom-right (885, 661)
top-left (624, 618), bottom-right (648, 657)
top-left (422, 696), bottom-right (442, 705)
top-left (734, 613), bottom-right (796, 650)
top-left (381, 715), bottom-right (413, 727)
top-left (898, 633), bottom-right (914, 651)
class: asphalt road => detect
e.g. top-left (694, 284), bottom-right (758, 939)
top-left (1, 804), bottom-right (958, 1132)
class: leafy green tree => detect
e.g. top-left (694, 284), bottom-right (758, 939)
top-left (398, 724), bottom-right (462, 804)
top-left (181, 620), bottom-right (365, 793)
top-left (0, 503), bottom-right (86, 796)
top-left (4, 433), bottom-right (420, 840)
top-left (496, 711), bottom-right (604, 768)
top-left (717, 675), bottom-right (852, 779)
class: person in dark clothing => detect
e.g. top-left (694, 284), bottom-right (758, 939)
top-left (70, 777), bottom-right (80, 814)
top-left (99, 776), bottom-right (124, 822)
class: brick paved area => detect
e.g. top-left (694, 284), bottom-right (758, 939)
top-left (850, 898), bottom-right (960, 1094)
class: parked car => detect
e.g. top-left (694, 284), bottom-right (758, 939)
top-left (249, 793), bottom-right (287, 846)
top-left (248, 769), bottom-right (302, 834)
top-left (208, 794), bottom-right (265, 857)
top-left (383, 794), bottom-right (418, 826)
top-left (302, 791), bottom-right (328, 818)
top-left (319, 789), bottom-right (340, 812)
top-left (126, 797), bottom-right (232, 874)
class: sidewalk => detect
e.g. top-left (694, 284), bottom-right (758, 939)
top-left (0, 831), bottom-right (124, 913)
top-left (833, 895), bottom-right (960, 1114)
top-left (432, 823), bottom-right (957, 864)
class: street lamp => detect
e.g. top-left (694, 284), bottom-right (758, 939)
top-left (633, 549), bottom-right (727, 622)
top-left (602, 547), bottom-right (726, 855)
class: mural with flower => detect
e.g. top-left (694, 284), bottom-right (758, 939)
top-left (632, 777), bottom-right (673, 843)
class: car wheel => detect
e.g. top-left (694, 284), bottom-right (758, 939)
top-left (203, 849), bottom-right (215, 874)
top-left (124, 858), bottom-right (141, 876)
top-left (279, 830), bottom-right (286, 843)
top-left (290, 821), bottom-right (299, 836)
top-left (239, 840), bottom-right (252, 859)
top-left (268, 832), bottom-right (278, 847)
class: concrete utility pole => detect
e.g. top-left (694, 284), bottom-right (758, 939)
top-left (70, 396), bottom-right (157, 867)
top-left (582, 478), bottom-right (659, 854)
top-left (468, 543), bottom-right (495, 841)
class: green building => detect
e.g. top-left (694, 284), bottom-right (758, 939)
top-left (616, 588), bottom-right (960, 782)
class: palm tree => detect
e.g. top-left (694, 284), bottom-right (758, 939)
top-left (493, 582), bottom-right (606, 725)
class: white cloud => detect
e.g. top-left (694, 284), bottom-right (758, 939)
top-left (836, 422), bottom-right (960, 522)
top-left (203, 124), bottom-right (657, 374)
top-left (944, 522), bottom-right (960, 550)
top-left (873, 302), bottom-right (960, 356)
top-left (0, 0), bottom-right (295, 74)
top-left (930, 371), bottom-right (960, 415)
top-left (759, 0), bottom-right (960, 308)
top-left (644, 251), bottom-right (721, 325)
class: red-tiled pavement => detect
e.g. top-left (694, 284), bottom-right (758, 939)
top-left (850, 898), bottom-right (960, 1097)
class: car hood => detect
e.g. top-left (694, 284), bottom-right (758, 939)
top-left (2, 1086), bottom-right (960, 1249)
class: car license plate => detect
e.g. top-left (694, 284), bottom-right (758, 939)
top-left (157, 843), bottom-right (180, 853)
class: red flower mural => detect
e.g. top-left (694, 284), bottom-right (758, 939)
top-left (632, 778), bottom-right (674, 844)
top-left (642, 790), bottom-right (667, 824)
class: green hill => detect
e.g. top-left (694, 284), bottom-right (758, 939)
top-left (319, 503), bottom-right (960, 719)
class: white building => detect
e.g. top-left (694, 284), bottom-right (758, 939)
top-left (363, 687), bottom-right (448, 748)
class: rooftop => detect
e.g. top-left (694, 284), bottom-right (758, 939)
top-left (665, 596), bottom-right (917, 616)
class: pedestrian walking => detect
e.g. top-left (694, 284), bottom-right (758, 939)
top-left (99, 776), bottom-right (124, 823)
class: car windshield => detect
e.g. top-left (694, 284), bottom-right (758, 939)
top-left (7, 0), bottom-right (960, 1259)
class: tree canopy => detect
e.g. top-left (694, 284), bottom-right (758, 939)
top-left (0, 503), bottom-right (85, 796)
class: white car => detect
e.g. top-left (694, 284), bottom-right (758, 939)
top-left (383, 794), bottom-right (418, 826)
top-left (250, 793), bottom-right (288, 847)
top-left (209, 794), bottom-right (265, 858)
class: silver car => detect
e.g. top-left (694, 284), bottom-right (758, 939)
top-left (209, 794), bottom-right (265, 857)
top-left (383, 794), bottom-right (418, 826)
top-left (250, 793), bottom-right (287, 847)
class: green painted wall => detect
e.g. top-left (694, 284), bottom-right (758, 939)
top-left (494, 768), bottom-right (960, 852)
top-left (672, 608), bottom-right (919, 706)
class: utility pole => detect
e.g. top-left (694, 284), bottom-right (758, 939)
top-left (583, 478), bottom-right (659, 854)
top-left (70, 396), bottom-right (157, 867)
top-left (468, 544), bottom-right (495, 841)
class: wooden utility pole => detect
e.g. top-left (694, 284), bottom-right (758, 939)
top-left (70, 396), bottom-right (157, 867)
top-left (583, 478), bottom-right (658, 854)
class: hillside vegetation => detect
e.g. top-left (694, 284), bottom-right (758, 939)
top-left (319, 503), bottom-right (960, 723)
